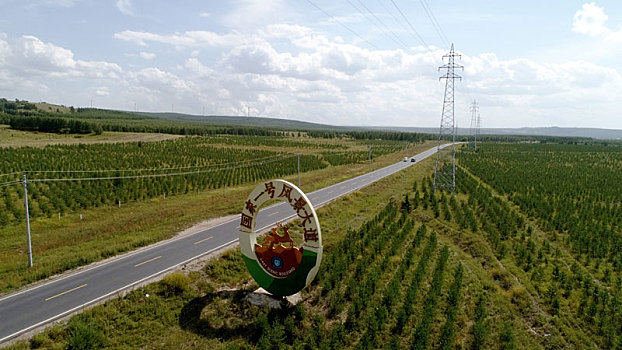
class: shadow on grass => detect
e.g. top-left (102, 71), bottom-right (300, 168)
top-left (179, 289), bottom-right (257, 340)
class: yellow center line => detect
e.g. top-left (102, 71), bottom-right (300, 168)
top-left (134, 256), bottom-right (162, 267)
top-left (268, 211), bottom-right (279, 217)
top-left (45, 284), bottom-right (88, 301)
top-left (193, 236), bottom-right (214, 245)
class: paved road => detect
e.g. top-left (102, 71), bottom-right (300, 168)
top-left (0, 143), bottom-right (453, 344)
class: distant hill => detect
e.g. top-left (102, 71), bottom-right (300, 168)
top-left (366, 126), bottom-right (622, 140)
top-left (142, 112), bottom-right (622, 139)
top-left (5, 98), bottom-right (622, 139)
top-left (480, 127), bottom-right (622, 140)
top-left (138, 112), bottom-right (353, 131)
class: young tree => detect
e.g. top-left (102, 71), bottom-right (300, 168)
top-left (472, 294), bottom-right (489, 350)
top-left (401, 194), bottom-right (411, 213)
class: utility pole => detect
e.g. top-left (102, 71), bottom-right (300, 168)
top-left (469, 100), bottom-right (480, 151)
top-left (297, 153), bottom-right (301, 187)
top-left (22, 173), bottom-right (33, 267)
top-left (368, 145), bottom-right (372, 169)
top-left (433, 44), bottom-right (462, 193)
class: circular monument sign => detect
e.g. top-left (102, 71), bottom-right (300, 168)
top-left (239, 179), bottom-right (322, 297)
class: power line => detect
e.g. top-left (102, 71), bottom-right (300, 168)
top-left (0, 171), bottom-right (23, 178)
top-left (304, 0), bottom-right (379, 50)
top-left (26, 155), bottom-right (295, 183)
top-left (4, 147), bottom-right (390, 183)
top-left (21, 153), bottom-right (287, 175)
top-left (388, 0), bottom-right (428, 47)
top-left (347, 0), bottom-right (406, 51)
top-left (418, 0), bottom-right (450, 47)
top-left (375, 0), bottom-right (414, 43)
top-left (347, 0), bottom-right (414, 53)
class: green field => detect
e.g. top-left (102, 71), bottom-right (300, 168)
top-left (459, 143), bottom-right (622, 348)
top-left (10, 141), bottom-right (622, 349)
top-left (3, 112), bottom-right (622, 349)
top-left (0, 132), bottom-right (431, 293)
top-left (0, 135), bottom-right (408, 227)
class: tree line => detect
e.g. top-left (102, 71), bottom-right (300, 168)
top-left (9, 115), bottom-right (103, 134)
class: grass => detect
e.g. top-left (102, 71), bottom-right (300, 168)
top-left (0, 140), bottom-right (437, 294)
top-left (34, 102), bottom-right (71, 114)
top-left (0, 125), bottom-right (181, 148)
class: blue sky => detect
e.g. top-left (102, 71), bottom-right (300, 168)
top-left (1, 0), bottom-right (621, 128)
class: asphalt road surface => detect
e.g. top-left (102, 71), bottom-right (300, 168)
top-left (0, 143), bottom-right (455, 344)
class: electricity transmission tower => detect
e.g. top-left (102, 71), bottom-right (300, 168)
top-left (433, 44), bottom-right (462, 193)
top-left (469, 100), bottom-right (480, 151)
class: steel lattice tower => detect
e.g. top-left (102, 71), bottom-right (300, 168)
top-left (433, 44), bottom-right (462, 193)
top-left (469, 100), bottom-right (480, 151)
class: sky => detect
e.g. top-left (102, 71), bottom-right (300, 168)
top-left (0, 0), bottom-right (621, 129)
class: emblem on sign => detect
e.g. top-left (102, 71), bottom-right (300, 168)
top-left (239, 179), bottom-right (323, 297)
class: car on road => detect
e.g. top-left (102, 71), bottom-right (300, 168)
top-left (403, 157), bottom-right (408, 162)
top-left (411, 158), bottom-right (416, 162)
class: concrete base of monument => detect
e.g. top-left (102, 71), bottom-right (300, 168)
top-left (244, 287), bottom-right (302, 309)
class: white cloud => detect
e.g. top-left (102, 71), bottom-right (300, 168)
top-left (319, 13), bottom-right (365, 26)
top-left (116, 0), bottom-right (134, 16)
top-left (139, 52), bottom-right (156, 60)
top-left (222, 0), bottom-right (289, 30)
top-left (3, 24), bottom-right (622, 128)
top-left (5, 35), bottom-right (121, 77)
top-left (0, 34), bottom-right (10, 64)
top-left (95, 87), bottom-right (109, 96)
top-left (19, 35), bottom-right (76, 69)
top-left (261, 24), bottom-right (312, 40)
top-left (107, 24), bottom-right (622, 126)
top-left (199, 12), bottom-right (210, 18)
top-left (40, 0), bottom-right (76, 7)
top-left (25, 0), bottom-right (78, 8)
top-left (184, 58), bottom-right (216, 77)
top-left (127, 67), bottom-right (195, 95)
top-left (113, 30), bottom-right (256, 48)
top-left (572, 2), bottom-right (622, 44)
top-left (0, 34), bottom-right (121, 104)
top-left (573, 2), bottom-right (609, 36)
